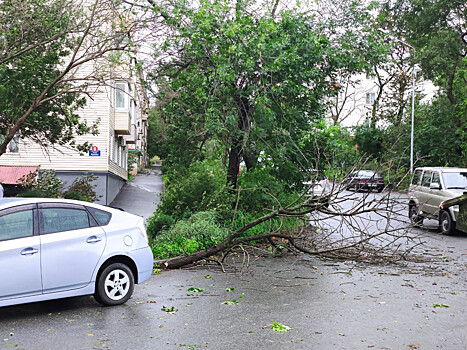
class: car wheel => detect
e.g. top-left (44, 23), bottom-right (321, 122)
top-left (95, 263), bottom-right (135, 306)
top-left (439, 210), bottom-right (456, 236)
top-left (376, 187), bottom-right (383, 193)
top-left (409, 205), bottom-right (423, 227)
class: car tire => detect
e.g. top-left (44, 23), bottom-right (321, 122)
top-left (376, 187), bottom-right (383, 193)
top-left (439, 210), bottom-right (456, 236)
top-left (409, 205), bottom-right (423, 227)
top-left (95, 263), bottom-right (135, 306)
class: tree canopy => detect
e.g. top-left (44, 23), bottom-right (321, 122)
top-left (148, 0), bottom-right (387, 187)
top-left (0, 0), bottom-right (138, 156)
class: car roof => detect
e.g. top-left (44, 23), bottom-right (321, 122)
top-left (0, 198), bottom-right (127, 215)
top-left (414, 167), bottom-right (467, 173)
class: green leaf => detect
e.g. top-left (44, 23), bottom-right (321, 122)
top-left (433, 304), bottom-right (450, 308)
top-left (269, 322), bottom-right (292, 332)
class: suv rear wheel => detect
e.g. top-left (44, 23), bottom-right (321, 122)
top-left (439, 210), bottom-right (456, 236)
top-left (409, 205), bottom-right (423, 227)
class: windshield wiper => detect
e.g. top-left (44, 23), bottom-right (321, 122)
top-left (446, 186), bottom-right (467, 189)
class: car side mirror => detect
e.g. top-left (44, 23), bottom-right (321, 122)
top-left (430, 183), bottom-right (441, 190)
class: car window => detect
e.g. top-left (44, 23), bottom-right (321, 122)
top-left (41, 208), bottom-right (90, 234)
top-left (432, 172), bottom-right (440, 185)
top-left (421, 171), bottom-right (432, 187)
top-left (0, 209), bottom-right (34, 241)
top-left (412, 169), bottom-right (423, 185)
top-left (443, 172), bottom-right (467, 189)
top-left (86, 207), bottom-right (112, 226)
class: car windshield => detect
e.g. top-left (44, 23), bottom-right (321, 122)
top-left (443, 172), bottom-right (467, 189)
top-left (357, 171), bottom-right (378, 178)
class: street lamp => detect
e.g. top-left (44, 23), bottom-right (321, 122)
top-left (410, 64), bottom-right (416, 173)
top-left (378, 29), bottom-right (418, 172)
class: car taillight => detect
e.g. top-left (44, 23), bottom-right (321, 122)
top-left (359, 179), bottom-right (366, 183)
top-left (378, 180), bottom-right (384, 183)
top-left (137, 219), bottom-right (149, 243)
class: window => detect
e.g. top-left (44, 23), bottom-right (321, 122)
top-left (366, 92), bottom-right (376, 105)
top-left (115, 82), bottom-right (130, 110)
top-left (0, 209), bottom-right (34, 241)
top-left (412, 169), bottom-right (423, 185)
top-left (421, 171), bottom-right (433, 187)
top-left (0, 133), bottom-right (21, 153)
top-left (86, 207), bottom-right (112, 226)
top-left (114, 138), bottom-right (118, 163)
top-left (41, 208), bottom-right (90, 234)
top-left (443, 172), bottom-right (467, 189)
top-left (109, 133), bottom-right (114, 161)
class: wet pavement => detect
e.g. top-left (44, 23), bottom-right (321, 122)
top-left (1, 245), bottom-right (467, 349)
top-left (109, 165), bottom-right (163, 221)
top-left (1, 176), bottom-right (467, 349)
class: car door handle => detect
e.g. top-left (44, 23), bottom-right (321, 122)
top-left (86, 236), bottom-right (102, 244)
top-left (21, 248), bottom-right (39, 256)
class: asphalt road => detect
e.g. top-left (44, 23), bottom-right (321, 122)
top-left (2, 190), bottom-right (467, 350)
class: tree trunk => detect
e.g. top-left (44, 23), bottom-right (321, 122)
top-left (226, 96), bottom-right (251, 187)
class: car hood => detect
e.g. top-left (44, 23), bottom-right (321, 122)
top-left (444, 188), bottom-right (467, 199)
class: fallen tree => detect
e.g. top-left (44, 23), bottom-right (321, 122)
top-left (159, 178), bottom-right (422, 269)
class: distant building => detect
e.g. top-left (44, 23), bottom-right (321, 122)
top-left (327, 72), bottom-right (436, 129)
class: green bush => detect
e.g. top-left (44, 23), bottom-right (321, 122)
top-left (64, 190), bottom-right (89, 202)
top-left (151, 210), bottom-right (229, 259)
top-left (64, 173), bottom-right (99, 202)
top-left (156, 159), bottom-right (234, 221)
top-left (37, 170), bottom-right (64, 198)
top-left (17, 189), bottom-right (46, 198)
top-left (237, 167), bottom-right (293, 214)
top-left (146, 213), bottom-right (175, 239)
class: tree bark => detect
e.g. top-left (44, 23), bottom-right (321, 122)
top-left (227, 96), bottom-right (251, 187)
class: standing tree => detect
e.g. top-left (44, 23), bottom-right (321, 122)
top-left (0, 0), bottom-right (142, 156)
top-left (380, 0), bottom-right (467, 165)
top-left (146, 0), bottom-right (388, 187)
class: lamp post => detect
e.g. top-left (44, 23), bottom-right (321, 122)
top-left (410, 64), bottom-right (416, 173)
top-left (379, 29), bottom-right (417, 172)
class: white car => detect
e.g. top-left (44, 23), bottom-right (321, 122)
top-left (0, 198), bottom-right (154, 307)
top-left (408, 167), bottom-right (467, 235)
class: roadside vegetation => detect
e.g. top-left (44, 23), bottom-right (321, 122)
top-left (143, 0), bottom-right (450, 267)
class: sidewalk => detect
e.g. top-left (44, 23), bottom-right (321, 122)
top-left (110, 165), bottom-right (163, 221)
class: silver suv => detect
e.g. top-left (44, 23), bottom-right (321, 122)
top-left (408, 167), bottom-right (467, 235)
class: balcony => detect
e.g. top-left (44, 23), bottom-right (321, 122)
top-left (114, 111), bottom-right (131, 135)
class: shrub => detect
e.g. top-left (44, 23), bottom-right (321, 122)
top-left (63, 173), bottom-right (99, 202)
top-left (146, 213), bottom-right (175, 239)
top-left (64, 191), bottom-right (89, 201)
top-left (151, 210), bottom-right (229, 259)
top-left (237, 167), bottom-right (292, 214)
top-left (17, 189), bottom-right (45, 198)
top-left (156, 159), bottom-right (234, 222)
top-left (33, 170), bottom-right (63, 198)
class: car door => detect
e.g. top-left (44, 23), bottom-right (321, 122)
top-left (418, 171), bottom-right (433, 215)
top-left (0, 205), bottom-right (42, 301)
top-left (38, 203), bottom-right (106, 294)
top-left (424, 171), bottom-right (444, 216)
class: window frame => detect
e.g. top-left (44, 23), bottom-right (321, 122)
top-left (115, 81), bottom-right (130, 111)
top-left (421, 171), bottom-right (433, 187)
top-left (366, 92), bottom-right (376, 105)
top-left (0, 204), bottom-right (38, 242)
top-left (37, 203), bottom-right (97, 235)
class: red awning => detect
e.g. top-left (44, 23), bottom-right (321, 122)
top-left (0, 166), bottom-right (38, 185)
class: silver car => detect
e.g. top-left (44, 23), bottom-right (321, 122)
top-left (0, 198), bottom-right (154, 307)
top-left (408, 167), bottom-right (467, 235)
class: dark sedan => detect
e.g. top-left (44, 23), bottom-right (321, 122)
top-left (344, 170), bottom-right (385, 192)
